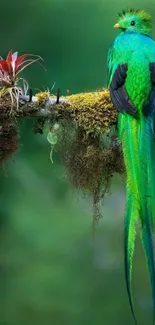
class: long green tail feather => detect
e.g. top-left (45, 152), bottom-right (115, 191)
top-left (124, 189), bottom-right (138, 325)
top-left (119, 114), bottom-right (140, 324)
top-left (141, 217), bottom-right (155, 325)
top-left (139, 117), bottom-right (155, 325)
top-left (119, 113), bottom-right (155, 324)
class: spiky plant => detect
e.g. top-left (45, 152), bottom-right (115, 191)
top-left (0, 50), bottom-right (43, 164)
top-left (0, 50), bottom-right (42, 110)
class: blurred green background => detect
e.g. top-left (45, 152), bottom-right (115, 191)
top-left (0, 1), bottom-right (155, 324)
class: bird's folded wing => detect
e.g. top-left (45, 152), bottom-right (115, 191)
top-left (143, 62), bottom-right (155, 117)
top-left (109, 64), bottom-right (137, 117)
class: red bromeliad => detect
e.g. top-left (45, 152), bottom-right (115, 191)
top-left (0, 50), bottom-right (42, 87)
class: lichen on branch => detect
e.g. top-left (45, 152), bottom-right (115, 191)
top-left (0, 87), bottom-right (118, 131)
top-left (32, 88), bottom-right (118, 134)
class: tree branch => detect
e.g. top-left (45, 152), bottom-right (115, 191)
top-left (0, 88), bottom-right (118, 135)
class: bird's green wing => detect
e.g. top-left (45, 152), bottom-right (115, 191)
top-left (107, 42), bottom-right (136, 117)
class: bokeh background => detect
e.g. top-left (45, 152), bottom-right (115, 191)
top-left (0, 1), bottom-right (155, 324)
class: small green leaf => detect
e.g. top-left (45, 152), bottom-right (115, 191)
top-left (47, 132), bottom-right (58, 145)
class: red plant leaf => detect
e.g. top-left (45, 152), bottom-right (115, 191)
top-left (0, 60), bottom-right (10, 73)
top-left (6, 50), bottom-right (14, 75)
top-left (15, 58), bottom-right (40, 75)
top-left (15, 54), bottom-right (30, 69)
top-left (6, 50), bottom-right (13, 63)
top-left (0, 51), bottom-right (44, 86)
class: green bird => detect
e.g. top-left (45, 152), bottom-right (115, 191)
top-left (107, 9), bottom-right (155, 324)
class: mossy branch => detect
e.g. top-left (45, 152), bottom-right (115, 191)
top-left (0, 88), bottom-right (118, 135)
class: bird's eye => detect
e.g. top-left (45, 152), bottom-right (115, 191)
top-left (130, 20), bottom-right (136, 26)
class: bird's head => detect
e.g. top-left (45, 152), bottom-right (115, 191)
top-left (114, 9), bottom-right (152, 36)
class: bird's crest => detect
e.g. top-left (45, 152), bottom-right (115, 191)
top-left (118, 9), bottom-right (152, 22)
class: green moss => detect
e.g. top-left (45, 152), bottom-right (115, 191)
top-left (56, 121), bottom-right (124, 223)
top-left (37, 88), bottom-right (118, 135)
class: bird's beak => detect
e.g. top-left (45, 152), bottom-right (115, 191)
top-left (114, 23), bottom-right (120, 28)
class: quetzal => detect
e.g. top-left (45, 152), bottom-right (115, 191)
top-left (107, 9), bottom-right (155, 324)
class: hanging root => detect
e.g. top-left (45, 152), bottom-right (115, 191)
top-left (0, 91), bottom-right (20, 165)
top-left (41, 86), bottom-right (124, 224)
top-left (56, 118), bottom-right (125, 223)
top-left (0, 118), bottom-right (19, 165)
